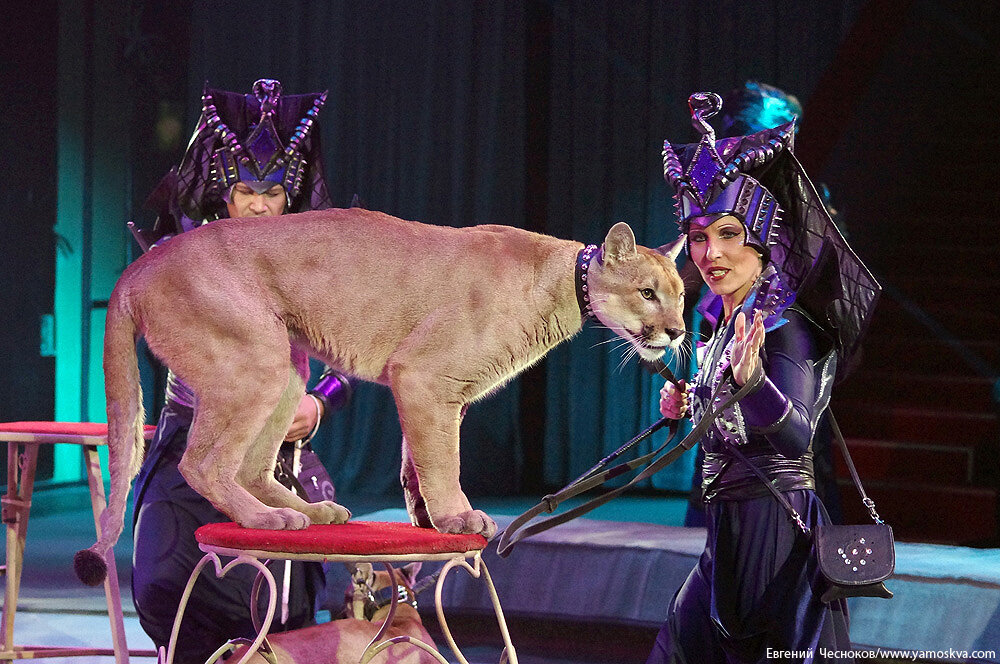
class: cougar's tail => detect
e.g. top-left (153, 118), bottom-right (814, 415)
top-left (74, 289), bottom-right (146, 586)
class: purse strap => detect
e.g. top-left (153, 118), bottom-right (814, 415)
top-left (827, 411), bottom-right (884, 524)
top-left (721, 407), bottom-right (885, 535)
top-left (719, 438), bottom-right (812, 534)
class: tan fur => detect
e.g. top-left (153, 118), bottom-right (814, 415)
top-left (88, 208), bottom-right (685, 564)
top-left (229, 563), bottom-right (437, 664)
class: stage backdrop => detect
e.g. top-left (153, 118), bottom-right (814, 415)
top-left (183, 0), bottom-right (865, 497)
top-left (51, 0), bottom-right (865, 496)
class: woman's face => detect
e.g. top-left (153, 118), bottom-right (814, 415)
top-left (687, 214), bottom-right (762, 312)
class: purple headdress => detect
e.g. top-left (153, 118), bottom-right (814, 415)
top-left (144, 78), bottom-right (333, 241)
top-left (663, 92), bottom-right (881, 380)
top-left (204, 79), bottom-right (325, 200)
top-left (663, 92), bottom-right (795, 262)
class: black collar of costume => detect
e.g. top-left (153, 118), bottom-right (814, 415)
top-left (575, 244), bottom-right (601, 320)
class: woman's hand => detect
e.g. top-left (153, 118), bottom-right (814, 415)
top-left (659, 379), bottom-right (688, 420)
top-left (284, 394), bottom-right (324, 441)
top-left (731, 309), bottom-right (765, 386)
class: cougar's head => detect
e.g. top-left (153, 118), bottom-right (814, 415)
top-left (587, 222), bottom-right (686, 362)
top-left (343, 561), bottom-right (423, 621)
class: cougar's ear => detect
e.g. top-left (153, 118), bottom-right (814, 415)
top-left (602, 222), bottom-right (637, 265)
top-left (656, 236), bottom-right (685, 262)
top-left (401, 561), bottom-right (423, 585)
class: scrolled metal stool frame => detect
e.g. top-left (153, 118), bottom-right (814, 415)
top-left (158, 526), bottom-right (517, 664)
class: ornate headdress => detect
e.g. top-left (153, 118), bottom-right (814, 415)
top-left (143, 78), bottom-right (333, 243)
top-left (663, 92), bottom-right (880, 379)
top-left (663, 92), bottom-right (795, 262)
top-left (205, 78), bottom-right (323, 199)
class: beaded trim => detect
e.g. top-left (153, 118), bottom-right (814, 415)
top-left (575, 244), bottom-right (600, 320)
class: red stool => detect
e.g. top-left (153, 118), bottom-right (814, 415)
top-left (0, 421), bottom-right (157, 662)
top-left (162, 521), bottom-right (518, 664)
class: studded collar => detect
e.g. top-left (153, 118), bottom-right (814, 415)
top-left (364, 583), bottom-right (418, 620)
top-left (575, 244), bottom-right (601, 321)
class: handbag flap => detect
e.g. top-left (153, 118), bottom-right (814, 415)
top-left (816, 524), bottom-right (894, 586)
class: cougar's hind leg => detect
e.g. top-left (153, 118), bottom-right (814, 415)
top-left (182, 393), bottom-right (311, 529)
top-left (178, 337), bottom-right (312, 530)
top-left (238, 365), bottom-right (350, 525)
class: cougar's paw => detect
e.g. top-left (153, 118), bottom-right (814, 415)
top-left (434, 509), bottom-right (497, 539)
top-left (303, 501), bottom-right (351, 525)
top-left (242, 507), bottom-right (312, 530)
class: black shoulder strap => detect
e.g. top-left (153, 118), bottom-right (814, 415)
top-left (722, 408), bottom-right (884, 534)
top-left (828, 411), bottom-right (884, 523)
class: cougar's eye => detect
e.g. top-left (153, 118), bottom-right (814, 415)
top-left (640, 288), bottom-right (656, 301)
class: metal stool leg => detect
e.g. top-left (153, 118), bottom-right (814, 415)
top-left (434, 553), bottom-right (518, 664)
top-left (160, 553), bottom-right (277, 664)
top-left (359, 563), bottom-right (448, 664)
top-left (1, 443), bottom-right (38, 655)
top-left (83, 445), bottom-right (130, 664)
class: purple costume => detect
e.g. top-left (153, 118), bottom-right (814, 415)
top-left (648, 306), bottom-right (850, 662)
top-left (646, 93), bottom-right (879, 663)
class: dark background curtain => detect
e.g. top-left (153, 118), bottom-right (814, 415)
top-left (180, 0), bottom-right (866, 498)
top-left (7, 0), bottom-right (892, 496)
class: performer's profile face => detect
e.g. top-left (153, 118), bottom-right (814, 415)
top-left (227, 182), bottom-right (287, 218)
top-left (687, 215), bottom-right (762, 306)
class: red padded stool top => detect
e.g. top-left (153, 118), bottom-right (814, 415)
top-left (196, 521), bottom-right (488, 558)
top-left (0, 421), bottom-right (156, 443)
top-left (0, 421), bottom-right (114, 436)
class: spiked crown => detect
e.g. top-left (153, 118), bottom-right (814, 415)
top-left (663, 92), bottom-right (795, 261)
top-left (145, 78), bottom-right (333, 240)
top-left (204, 78), bottom-right (325, 201)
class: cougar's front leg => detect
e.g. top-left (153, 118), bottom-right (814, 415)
top-left (390, 368), bottom-right (495, 538)
top-left (400, 403), bottom-right (472, 529)
top-left (400, 437), bottom-right (431, 529)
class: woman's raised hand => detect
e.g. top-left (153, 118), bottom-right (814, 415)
top-left (659, 379), bottom-right (688, 420)
top-left (731, 309), bottom-right (765, 386)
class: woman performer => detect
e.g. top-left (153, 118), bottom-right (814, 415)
top-left (647, 92), bottom-right (879, 663)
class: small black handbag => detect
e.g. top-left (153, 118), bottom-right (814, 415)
top-left (814, 522), bottom-right (894, 602)
top-left (812, 413), bottom-right (894, 602)
top-left (724, 411), bottom-right (894, 604)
